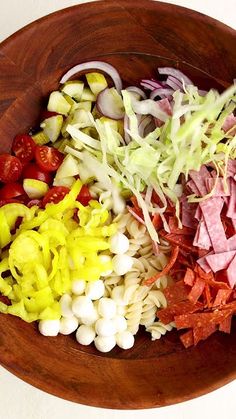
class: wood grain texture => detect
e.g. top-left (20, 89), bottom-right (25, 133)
top-left (0, 0), bottom-right (236, 409)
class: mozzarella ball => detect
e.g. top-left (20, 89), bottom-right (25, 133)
top-left (111, 285), bottom-right (126, 306)
top-left (85, 280), bottom-right (105, 300)
top-left (97, 298), bottom-right (116, 319)
top-left (38, 319), bottom-right (60, 337)
top-left (99, 255), bottom-right (113, 277)
top-left (59, 316), bottom-right (79, 335)
top-left (110, 232), bottom-right (129, 255)
top-left (76, 325), bottom-right (95, 345)
top-left (95, 318), bottom-right (116, 337)
top-left (112, 315), bottom-right (127, 333)
top-left (94, 335), bottom-right (116, 353)
top-left (112, 254), bottom-right (133, 276)
top-left (116, 331), bottom-right (135, 349)
top-left (59, 294), bottom-right (73, 318)
top-left (80, 306), bottom-right (99, 326)
top-left (72, 296), bottom-right (94, 318)
top-left (71, 279), bottom-right (86, 295)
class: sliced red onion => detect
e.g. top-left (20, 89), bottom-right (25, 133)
top-left (60, 61), bottom-right (123, 93)
top-left (158, 67), bottom-right (193, 86)
top-left (168, 75), bottom-right (183, 89)
top-left (138, 115), bottom-right (152, 137)
top-left (150, 88), bottom-right (174, 100)
top-left (96, 88), bottom-right (124, 120)
top-left (127, 206), bottom-right (145, 225)
top-left (166, 76), bottom-right (182, 91)
top-left (126, 86), bottom-right (147, 99)
top-left (140, 79), bottom-right (163, 91)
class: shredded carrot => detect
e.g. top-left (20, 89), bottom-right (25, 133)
top-left (144, 245), bottom-right (179, 286)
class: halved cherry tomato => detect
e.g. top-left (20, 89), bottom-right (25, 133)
top-left (0, 154), bottom-right (22, 183)
top-left (40, 110), bottom-right (59, 121)
top-left (77, 185), bottom-right (92, 206)
top-left (0, 182), bottom-right (25, 200)
top-left (12, 134), bottom-right (36, 164)
top-left (35, 145), bottom-right (64, 172)
top-left (22, 163), bottom-right (53, 184)
top-left (42, 186), bottom-right (70, 207)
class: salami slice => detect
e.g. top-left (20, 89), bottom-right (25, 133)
top-left (219, 315), bottom-right (233, 333)
top-left (226, 178), bottom-right (236, 219)
top-left (193, 217), bottom-right (212, 250)
top-left (189, 166), bottom-right (210, 196)
top-left (163, 280), bottom-right (189, 305)
top-left (200, 197), bottom-right (228, 253)
top-left (213, 289), bottom-right (232, 307)
top-left (197, 252), bottom-right (212, 273)
top-left (180, 330), bottom-right (194, 348)
top-left (174, 310), bottom-right (232, 330)
top-left (184, 268), bottom-right (195, 286)
top-left (205, 177), bottom-right (230, 196)
top-left (188, 277), bottom-right (205, 304)
top-left (193, 324), bottom-right (217, 345)
top-left (226, 252), bottom-right (236, 288)
top-left (206, 250), bottom-right (236, 272)
top-left (222, 114), bottom-right (236, 136)
top-left (158, 301), bottom-right (203, 324)
top-left (186, 180), bottom-right (201, 196)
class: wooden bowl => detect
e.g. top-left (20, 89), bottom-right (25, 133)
top-left (0, 0), bottom-right (236, 409)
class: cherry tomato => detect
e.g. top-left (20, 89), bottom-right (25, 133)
top-left (0, 182), bottom-right (25, 200)
top-left (42, 186), bottom-right (70, 206)
top-left (12, 134), bottom-right (36, 163)
top-left (35, 145), bottom-right (64, 172)
top-left (40, 110), bottom-right (59, 121)
top-left (77, 185), bottom-right (92, 206)
top-left (22, 163), bottom-right (53, 184)
top-left (0, 154), bottom-right (22, 183)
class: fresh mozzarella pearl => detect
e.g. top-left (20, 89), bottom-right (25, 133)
top-left (112, 315), bottom-right (127, 333)
top-left (110, 233), bottom-right (129, 255)
top-left (94, 335), bottom-right (116, 353)
top-left (111, 285), bottom-right (126, 306)
top-left (85, 280), bottom-right (105, 300)
top-left (112, 254), bottom-right (133, 276)
top-left (38, 319), bottom-right (60, 337)
top-left (99, 255), bottom-right (113, 277)
top-left (97, 298), bottom-right (116, 319)
top-left (95, 318), bottom-right (116, 337)
top-left (72, 296), bottom-right (94, 318)
top-left (59, 294), bottom-right (73, 318)
top-left (71, 279), bottom-right (86, 295)
top-left (76, 325), bottom-right (95, 345)
top-left (79, 306), bottom-right (99, 326)
top-left (59, 316), bottom-right (79, 335)
top-left (116, 331), bottom-right (135, 349)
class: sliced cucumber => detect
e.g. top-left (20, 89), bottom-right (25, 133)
top-left (86, 72), bottom-right (108, 96)
top-left (32, 131), bottom-right (50, 145)
top-left (61, 80), bottom-right (84, 101)
top-left (81, 87), bottom-right (96, 102)
top-left (74, 101), bottom-right (92, 112)
top-left (23, 179), bottom-right (49, 199)
top-left (47, 91), bottom-right (71, 116)
top-left (41, 115), bottom-right (63, 143)
top-left (53, 176), bottom-right (75, 187)
top-left (55, 154), bottom-right (80, 179)
top-left (53, 138), bottom-right (72, 152)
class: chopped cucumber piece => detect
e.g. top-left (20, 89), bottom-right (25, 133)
top-left (74, 101), bottom-right (92, 112)
top-left (47, 91), bottom-right (71, 116)
top-left (100, 116), bottom-right (119, 131)
top-left (81, 87), bottom-right (96, 102)
top-left (53, 176), bottom-right (75, 187)
top-left (23, 179), bottom-right (49, 199)
top-left (86, 72), bottom-right (108, 96)
top-left (63, 93), bottom-right (76, 107)
top-left (61, 80), bottom-right (84, 101)
top-left (53, 138), bottom-right (72, 152)
top-left (55, 154), bottom-right (80, 179)
top-left (32, 131), bottom-right (50, 145)
top-left (41, 115), bottom-right (63, 143)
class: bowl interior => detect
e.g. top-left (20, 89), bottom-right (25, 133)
top-left (0, 0), bottom-right (236, 409)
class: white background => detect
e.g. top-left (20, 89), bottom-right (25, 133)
top-left (0, 1), bottom-right (236, 418)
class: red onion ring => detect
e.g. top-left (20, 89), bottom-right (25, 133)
top-left (96, 88), bottom-right (124, 120)
top-left (126, 86), bottom-right (147, 99)
top-left (150, 88), bottom-right (174, 100)
top-left (158, 67), bottom-right (193, 86)
top-left (60, 61), bottom-right (123, 93)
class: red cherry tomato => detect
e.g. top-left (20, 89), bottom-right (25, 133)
top-left (0, 154), bottom-right (22, 183)
top-left (35, 145), bottom-right (64, 172)
top-left (0, 182), bottom-right (25, 200)
top-left (40, 110), bottom-right (59, 121)
top-left (12, 134), bottom-right (36, 164)
top-left (22, 163), bottom-right (53, 184)
top-left (42, 186), bottom-right (70, 206)
top-left (77, 185), bottom-right (92, 206)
